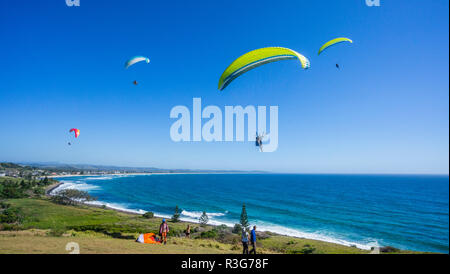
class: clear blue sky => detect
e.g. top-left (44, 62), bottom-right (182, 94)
top-left (0, 0), bottom-right (448, 174)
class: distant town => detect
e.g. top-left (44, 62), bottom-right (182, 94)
top-left (0, 162), bottom-right (262, 180)
top-left (0, 163), bottom-right (128, 179)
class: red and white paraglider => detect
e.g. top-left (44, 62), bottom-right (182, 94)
top-left (68, 128), bottom-right (80, 145)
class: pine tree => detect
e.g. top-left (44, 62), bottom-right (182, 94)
top-left (172, 205), bottom-right (181, 222)
top-left (240, 203), bottom-right (249, 230)
top-left (199, 211), bottom-right (209, 226)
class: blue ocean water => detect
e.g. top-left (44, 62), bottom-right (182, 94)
top-left (55, 174), bottom-right (449, 253)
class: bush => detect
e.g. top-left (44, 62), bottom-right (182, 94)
top-left (0, 180), bottom-right (26, 198)
top-left (199, 229), bottom-right (218, 239)
top-left (0, 207), bottom-right (24, 224)
top-left (380, 246), bottom-right (400, 253)
top-left (193, 226), bottom-right (205, 233)
top-left (231, 245), bottom-right (240, 251)
top-left (217, 224), bottom-right (229, 232)
top-left (232, 224), bottom-right (242, 234)
top-left (33, 188), bottom-right (45, 195)
top-left (142, 211), bottom-right (154, 219)
top-left (300, 244), bottom-right (316, 254)
top-left (0, 201), bottom-right (10, 209)
top-left (0, 223), bottom-right (23, 231)
top-left (70, 224), bottom-right (146, 234)
top-left (47, 228), bottom-right (65, 237)
top-left (51, 189), bottom-right (96, 206)
top-left (168, 228), bottom-right (182, 237)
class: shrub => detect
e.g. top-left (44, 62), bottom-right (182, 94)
top-left (47, 228), bottom-right (66, 237)
top-left (300, 244), bottom-right (316, 254)
top-left (232, 223), bottom-right (242, 234)
top-left (200, 230), bottom-right (217, 239)
top-left (0, 201), bottom-right (10, 209)
top-left (0, 223), bottom-right (22, 231)
top-left (41, 177), bottom-right (50, 186)
top-left (168, 228), bottom-right (182, 237)
top-left (217, 224), bottom-right (228, 232)
top-left (231, 245), bottom-right (240, 251)
top-left (0, 180), bottom-right (26, 198)
top-left (51, 189), bottom-right (96, 206)
top-left (0, 207), bottom-right (24, 224)
top-left (143, 211), bottom-right (154, 219)
top-left (380, 246), bottom-right (400, 253)
top-left (33, 188), bottom-right (45, 195)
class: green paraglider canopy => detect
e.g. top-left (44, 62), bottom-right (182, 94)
top-left (218, 47), bottom-right (310, 91)
top-left (318, 38), bottom-right (353, 55)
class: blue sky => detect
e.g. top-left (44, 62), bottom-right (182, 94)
top-left (0, 0), bottom-right (448, 174)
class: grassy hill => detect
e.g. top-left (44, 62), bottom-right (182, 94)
top-left (0, 198), bottom-right (378, 254)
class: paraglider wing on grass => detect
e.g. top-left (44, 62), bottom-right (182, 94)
top-left (136, 233), bottom-right (161, 244)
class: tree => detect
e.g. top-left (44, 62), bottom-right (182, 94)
top-left (199, 211), bottom-right (209, 226)
top-left (0, 180), bottom-right (25, 198)
top-left (172, 205), bottom-right (181, 222)
top-left (143, 211), bottom-right (154, 219)
top-left (240, 203), bottom-right (249, 230)
top-left (51, 189), bottom-right (96, 206)
top-left (232, 223), bottom-right (242, 234)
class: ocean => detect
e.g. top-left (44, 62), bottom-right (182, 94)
top-left (53, 173), bottom-right (449, 253)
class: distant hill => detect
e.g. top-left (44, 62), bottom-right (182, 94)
top-left (0, 163), bottom-right (24, 169)
top-left (18, 162), bottom-right (265, 174)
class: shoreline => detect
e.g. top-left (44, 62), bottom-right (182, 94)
top-left (47, 172), bottom-right (263, 179)
top-left (45, 181), bottom-right (64, 195)
top-left (48, 178), bottom-right (375, 251)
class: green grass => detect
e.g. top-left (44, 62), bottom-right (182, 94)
top-left (0, 177), bottom-right (22, 184)
top-left (0, 230), bottom-right (241, 254)
top-left (259, 235), bottom-right (368, 254)
top-left (5, 198), bottom-right (189, 234)
top-left (0, 198), bottom-right (424, 254)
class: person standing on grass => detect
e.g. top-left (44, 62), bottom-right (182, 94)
top-left (185, 225), bottom-right (191, 238)
top-left (249, 225), bottom-right (257, 254)
top-left (159, 218), bottom-right (169, 245)
top-left (241, 228), bottom-right (249, 254)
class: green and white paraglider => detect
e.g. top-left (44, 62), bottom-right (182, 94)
top-left (318, 37), bottom-right (353, 55)
top-left (318, 37), bottom-right (353, 69)
top-left (124, 56), bottom-right (150, 69)
top-left (218, 47), bottom-right (310, 91)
